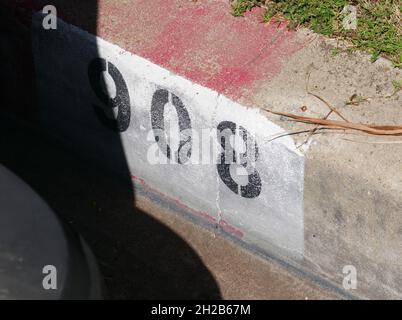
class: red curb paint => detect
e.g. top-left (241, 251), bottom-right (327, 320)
top-left (133, 1), bottom-right (304, 100)
top-left (12, 0), bottom-right (306, 102)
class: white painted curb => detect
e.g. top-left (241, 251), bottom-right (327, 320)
top-left (32, 15), bottom-right (305, 259)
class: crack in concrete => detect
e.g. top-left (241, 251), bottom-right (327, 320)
top-left (212, 91), bottom-right (223, 230)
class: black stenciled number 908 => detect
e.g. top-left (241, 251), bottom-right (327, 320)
top-left (88, 58), bottom-right (131, 132)
top-left (88, 59), bottom-right (261, 198)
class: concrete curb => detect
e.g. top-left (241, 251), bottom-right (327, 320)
top-left (3, 0), bottom-right (402, 299)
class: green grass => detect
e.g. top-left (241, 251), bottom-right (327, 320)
top-left (231, 0), bottom-right (261, 16)
top-left (230, 0), bottom-right (402, 67)
top-left (392, 78), bottom-right (402, 90)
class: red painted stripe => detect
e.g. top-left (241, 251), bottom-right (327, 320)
top-left (131, 175), bottom-right (244, 239)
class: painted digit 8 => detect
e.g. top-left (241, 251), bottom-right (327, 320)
top-left (217, 121), bottom-right (261, 198)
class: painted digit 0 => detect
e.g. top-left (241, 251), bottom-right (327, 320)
top-left (150, 89), bottom-right (192, 164)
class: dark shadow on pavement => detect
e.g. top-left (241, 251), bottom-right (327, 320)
top-left (0, 0), bottom-right (221, 299)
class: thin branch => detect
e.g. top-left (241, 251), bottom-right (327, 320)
top-left (305, 70), bottom-right (349, 122)
top-left (263, 108), bottom-right (402, 136)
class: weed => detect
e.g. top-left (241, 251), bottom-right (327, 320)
top-left (392, 78), bottom-right (402, 90)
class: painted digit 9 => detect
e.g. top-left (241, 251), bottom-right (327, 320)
top-left (88, 58), bottom-right (131, 132)
top-left (217, 121), bottom-right (261, 198)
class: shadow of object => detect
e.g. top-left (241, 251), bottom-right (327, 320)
top-left (0, 0), bottom-right (222, 300)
